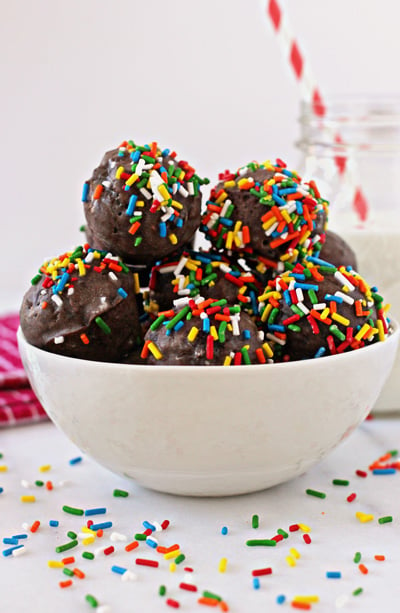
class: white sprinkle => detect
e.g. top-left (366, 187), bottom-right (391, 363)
top-left (174, 297), bottom-right (190, 308)
top-left (172, 183), bottom-right (178, 195)
top-left (54, 336), bottom-right (64, 345)
top-left (161, 211), bottom-right (172, 222)
top-left (297, 302), bottom-right (310, 315)
top-left (102, 180), bottom-right (111, 188)
top-left (258, 330), bottom-right (265, 341)
top-left (110, 532), bottom-right (127, 542)
top-left (335, 594), bottom-right (349, 609)
top-left (219, 263), bottom-right (231, 274)
top-left (173, 257), bottom-right (188, 276)
top-left (140, 187), bottom-right (152, 200)
top-left (21, 523), bottom-right (30, 531)
top-left (313, 303), bottom-right (327, 310)
top-left (94, 546), bottom-right (107, 556)
top-left (334, 291), bottom-right (354, 305)
top-left (151, 521), bottom-right (163, 532)
top-left (265, 222), bottom-right (279, 237)
top-left (335, 271), bottom-right (355, 291)
top-left (12, 546), bottom-right (26, 557)
top-left (296, 288), bottom-right (304, 303)
top-left (178, 185), bottom-right (189, 198)
top-left (51, 294), bottom-right (63, 307)
top-left (40, 289), bottom-right (46, 295)
top-left (84, 251), bottom-right (95, 264)
top-left (177, 289), bottom-right (191, 296)
top-left (108, 272), bottom-right (118, 282)
top-left (200, 312), bottom-right (208, 320)
top-left (135, 158), bottom-right (146, 176)
top-left (206, 212), bottom-right (219, 229)
top-left (21, 480), bottom-right (31, 489)
top-left (266, 333), bottom-right (286, 346)
top-left (159, 264), bottom-right (178, 275)
top-left (97, 606), bottom-right (112, 613)
top-left (220, 199), bottom-right (232, 217)
top-left (194, 295), bottom-right (205, 304)
top-left (121, 570), bottom-right (137, 582)
top-left (187, 182), bottom-right (194, 196)
top-left (231, 315), bottom-right (240, 336)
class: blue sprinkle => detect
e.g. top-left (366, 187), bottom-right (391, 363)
top-left (55, 272), bottom-right (70, 293)
top-left (3, 545), bottom-right (24, 557)
top-left (126, 194), bottom-right (138, 216)
top-left (281, 169), bottom-right (294, 177)
top-left (3, 538), bottom-right (19, 545)
top-left (49, 520), bottom-right (59, 527)
top-left (268, 324), bottom-right (285, 333)
top-left (117, 288), bottom-right (128, 299)
top-left (146, 538), bottom-right (158, 549)
top-left (69, 456), bottom-right (82, 465)
top-left (291, 273), bottom-right (306, 281)
top-left (161, 148), bottom-right (170, 157)
top-left (124, 185), bottom-right (131, 192)
top-left (143, 521), bottom-right (156, 532)
top-left (276, 595), bottom-right (286, 604)
top-left (175, 218), bottom-right (183, 228)
top-left (159, 222), bottom-right (167, 238)
top-left (242, 330), bottom-right (251, 340)
top-left (174, 321), bottom-right (184, 332)
top-left (253, 577), bottom-right (260, 589)
top-left (219, 217), bottom-right (234, 227)
top-left (294, 283), bottom-right (319, 291)
top-left (314, 347), bottom-right (326, 358)
top-left (307, 256), bottom-right (336, 268)
top-left (0, 487), bottom-right (3, 494)
top-left (283, 290), bottom-right (291, 305)
top-left (372, 468), bottom-right (396, 475)
top-left (221, 526), bottom-right (228, 535)
top-left (118, 151), bottom-right (125, 157)
top-left (85, 508), bottom-right (107, 517)
top-left (326, 571), bottom-right (342, 579)
top-left (111, 565), bottom-right (127, 575)
top-left (278, 187), bottom-right (297, 196)
top-left (202, 318), bottom-right (210, 333)
top-left (250, 291), bottom-right (259, 315)
top-left (81, 182), bottom-right (90, 203)
top-left (271, 193), bottom-right (286, 207)
top-left (130, 150), bottom-right (140, 162)
top-left (90, 521), bottom-right (112, 531)
top-left (12, 534), bottom-right (28, 540)
top-left (296, 201), bottom-right (303, 214)
top-left (325, 294), bottom-right (343, 303)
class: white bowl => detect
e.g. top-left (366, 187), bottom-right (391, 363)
top-left (17, 323), bottom-right (399, 496)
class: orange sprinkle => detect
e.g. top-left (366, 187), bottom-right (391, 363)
top-left (375, 555), bottom-right (385, 561)
top-left (93, 184), bottom-right (103, 200)
top-left (125, 541), bottom-right (139, 552)
top-left (198, 597), bottom-right (219, 607)
top-left (41, 301), bottom-right (48, 310)
top-left (291, 602), bottom-right (311, 610)
top-left (30, 520), bottom-right (40, 533)
top-left (62, 557), bottom-right (75, 565)
top-left (128, 221), bottom-right (141, 236)
top-left (242, 225), bottom-right (250, 244)
top-left (59, 580), bottom-right (73, 588)
top-left (220, 603), bottom-right (229, 612)
top-left (80, 333), bottom-right (89, 345)
top-left (73, 568), bottom-right (85, 579)
top-left (359, 563), bottom-right (368, 575)
top-left (45, 481), bottom-right (53, 490)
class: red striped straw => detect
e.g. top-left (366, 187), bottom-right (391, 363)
top-left (266, 0), bottom-right (368, 222)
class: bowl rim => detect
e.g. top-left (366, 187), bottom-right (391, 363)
top-left (17, 317), bottom-right (400, 373)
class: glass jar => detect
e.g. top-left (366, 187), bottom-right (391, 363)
top-left (297, 96), bottom-right (400, 411)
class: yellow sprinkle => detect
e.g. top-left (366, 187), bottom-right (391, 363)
top-left (262, 342), bottom-right (274, 358)
top-left (81, 526), bottom-right (95, 534)
top-left (169, 233), bottom-right (178, 246)
top-left (332, 313), bottom-right (351, 327)
top-left (238, 286), bottom-right (247, 295)
top-left (0, 465), bottom-right (8, 472)
top-left (133, 273), bottom-right (141, 294)
top-left (164, 550), bottom-right (181, 560)
top-left (171, 200), bottom-right (183, 210)
top-left (48, 560), bottom-right (64, 568)
top-left (227, 323), bottom-right (233, 332)
top-left (20, 495), bottom-right (36, 503)
top-left (115, 166), bottom-right (124, 180)
top-left (355, 323), bottom-right (372, 341)
top-left (281, 210), bottom-right (292, 224)
top-left (286, 555), bottom-right (296, 567)
top-left (187, 327), bottom-right (199, 342)
top-left (267, 178), bottom-right (275, 186)
top-left (383, 303), bottom-right (391, 313)
top-left (136, 200), bottom-right (145, 207)
top-left (83, 536), bottom-right (96, 546)
top-left (39, 464), bottom-right (51, 473)
top-left (169, 562), bottom-right (176, 572)
top-left (158, 184), bottom-right (170, 201)
top-left (256, 262), bottom-right (267, 274)
top-left (125, 173), bottom-right (139, 187)
top-left (223, 181), bottom-right (235, 188)
top-left (233, 220), bottom-right (242, 235)
top-left (290, 547), bottom-right (301, 559)
top-left (261, 303), bottom-right (273, 323)
top-left (298, 523), bottom-right (311, 532)
top-left (218, 557), bottom-right (227, 573)
top-left (377, 319), bottom-right (385, 342)
top-left (237, 178), bottom-right (250, 188)
top-left (320, 308), bottom-right (330, 320)
top-left (225, 231), bottom-right (233, 250)
top-left (298, 229), bottom-right (311, 245)
top-left (293, 596), bottom-right (320, 604)
top-left (223, 355), bottom-right (232, 366)
top-left (148, 342), bottom-right (163, 360)
top-left (356, 511), bottom-right (374, 523)
top-left (262, 217), bottom-right (278, 231)
top-left (77, 259), bottom-right (86, 277)
top-left (258, 290), bottom-right (281, 303)
top-left (210, 326), bottom-right (218, 341)
top-left (215, 191), bottom-right (228, 205)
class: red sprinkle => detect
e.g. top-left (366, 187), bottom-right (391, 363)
top-left (136, 558), bottom-right (159, 568)
top-left (179, 582), bottom-right (197, 592)
top-left (45, 481), bottom-right (53, 490)
top-left (184, 567), bottom-right (193, 572)
top-left (271, 534), bottom-right (284, 543)
top-left (252, 567), bottom-right (272, 577)
top-left (347, 493), bottom-right (357, 503)
top-left (303, 534), bottom-right (312, 544)
top-left (289, 524), bottom-right (299, 532)
top-left (30, 520), bottom-right (40, 533)
top-left (103, 546), bottom-right (115, 556)
top-left (359, 563), bottom-right (368, 575)
top-left (166, 598), bottom-right (180, 608)
top-left (356, 470), bottom-right (368, 478)
top-left (62, 556), bottom-right (75, 565)
top-left (161, 520), bottom-right (170, 530)
top-left (87, 520), bottom-right (93, 528)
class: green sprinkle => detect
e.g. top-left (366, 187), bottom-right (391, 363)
top-left (332, 479), bottom-right (349, 486)
top-left (378, 516), bottom-right (393, 524)
top-left (35, 480), bottom-right (44, 487)
top-left (79, 224), bottom-right (86, 232)
top-left (246, 539), bottom-right (276, 547)
top-left (329, 325), bottom-right (346, 341)
top-left (82, 552), bottom-right (95, 560)
top-left (389, 449), bottom-right (398, 457)
top-left (353, 587), bottom-right (363, 596)
top-left (134, 533), bottom-right (147, 541)
top-left (56, 539), bottom-right (78, 553)
top-left (85, 594), bottom-right (98, 608)
top-left (277, 528), bottom-right (289, 538)
top-left (95, 317), bottom-right (111, 335)
top-left (252, 514), bottom-right (259, 529)
top-left (306, 488), bottom-right (326, 499)
top-left (67, 531), bottom-right (77, 540)
top-left (113, 489), bottom-right (129, 498)
top-left (159, 585), bottom-right (166, 596)
top-left (63, 567), bottom-right (74, 577)
top-left (241, 346), bottom-right (251, 365)
top-left (308, 289), bottom-right (318, 304)
top-left (218, 321), bottom-right (227, 343)
top-left (165, 306), bottom-right (190, 331)
top-left (31, 274), bottom-right (42, 285)
top-left (0, 453), bottom-right (3, 459)
top-left (150, 314), bottom-right (166, 331)
top-left (134, 236), bottom-right (142, 247)
top-left (354, 552), bottom-right (361, 563)
top-left (288, 324), bottom-right (302, 332)
top-left (62, 505), bottom-right (84, 516)
top-left (175, 554), bottom-right (185, 564)
top-left (202, 591), bottom-right (222, 602)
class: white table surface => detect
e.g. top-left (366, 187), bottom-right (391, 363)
top-left (1, 417), bottom-right (400, 613)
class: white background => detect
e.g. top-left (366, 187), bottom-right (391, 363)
top-left (1, 0), bottom-right (399, 309)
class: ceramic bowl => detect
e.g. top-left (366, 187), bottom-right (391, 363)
top-left (17, 322), bottom-right (399, 496)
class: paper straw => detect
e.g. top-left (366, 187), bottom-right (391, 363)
top-left (265, 0), bottom-right (368, 222)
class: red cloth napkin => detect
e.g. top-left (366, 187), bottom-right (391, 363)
top-left (0, 314), bottom-right (48, 426)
